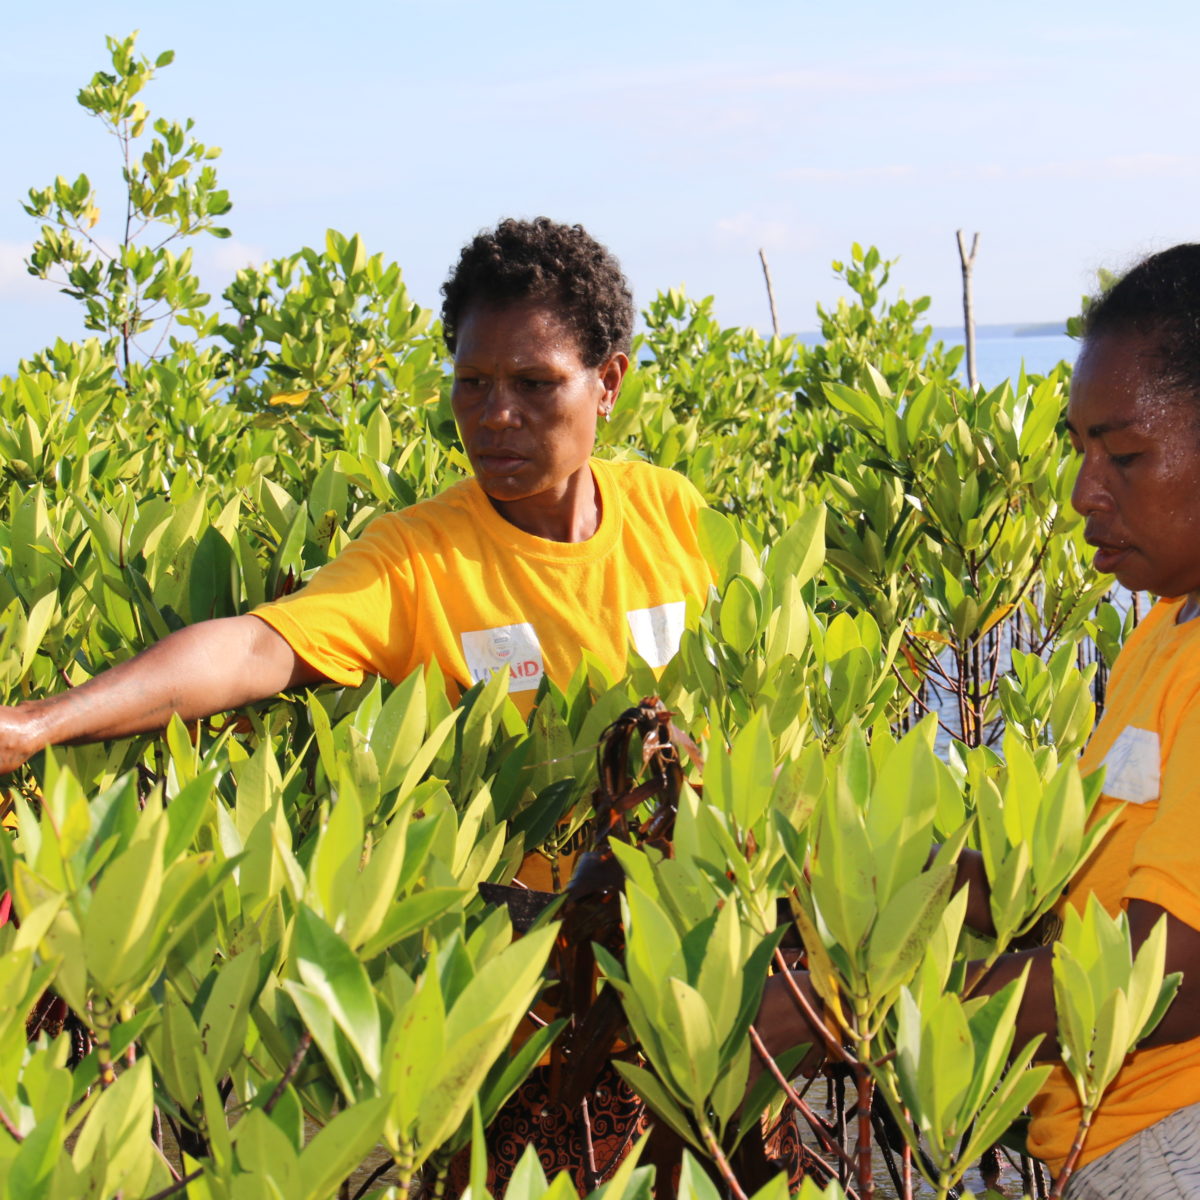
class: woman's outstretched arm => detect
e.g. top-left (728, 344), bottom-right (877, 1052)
top-left (0, 615), bottom-right (326, 772)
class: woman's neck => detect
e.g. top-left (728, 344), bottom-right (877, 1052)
top-left (489, 464), bottom-right (601, 542)
top-left (1177, 593), bottom-right (1200, 624)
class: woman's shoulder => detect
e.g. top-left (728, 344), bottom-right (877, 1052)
top-left (1132, 597), bottom-right (1200, 655)
top-left (597, 457), bottom-right (704, 506)
top-left (352, 478), bottom-right (484, 548)
top-left (1109, 597), bottom-right (1200, 710)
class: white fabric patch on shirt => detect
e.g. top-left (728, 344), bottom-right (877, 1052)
top-left (627, 601), bottom-right (686, 669)
top-left (1100, 726), bottom-right (1161, 805)
top-left (461, 622), bottom-right (544, 693)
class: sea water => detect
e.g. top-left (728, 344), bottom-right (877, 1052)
top-left (795, 323), bottom-right (1077, 389)
top-left (934, 322), bottom-right (1078, 388)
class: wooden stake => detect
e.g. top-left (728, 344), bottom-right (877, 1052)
top-left (956, 230), bottom-right (980, 390)
top-left (758, 248), bottom-right (780, 337)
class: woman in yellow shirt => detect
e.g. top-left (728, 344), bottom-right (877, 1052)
top-left (0, 217), bottom-right (712, 760)
top-left (0, 215), bottom-right (716, 1193)
top-left (757, 242), bottom-right (1200, 1198)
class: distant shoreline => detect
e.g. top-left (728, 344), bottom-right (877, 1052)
top-left (794, 320), bottom-right (1071, 344)
top-left (1004, 321), bottom-right (1068, 338)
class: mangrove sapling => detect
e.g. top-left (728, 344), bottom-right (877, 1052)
top-left (1048, 900), bottom-right (1179, 1198)
top-left (23, 33), bottom-right (231, 383)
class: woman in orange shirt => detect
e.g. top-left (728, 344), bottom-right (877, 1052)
top-left (0, 217), bottom-right (711, 763)
top-left (758, 243), bottom-right (1200, 1197)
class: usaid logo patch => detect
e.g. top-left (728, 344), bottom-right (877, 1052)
top-left (1100, 726), bottom-right (1160, 805)
top-left (627, 601), bottom-right (686, 670)
top-left (461, 622), bottom-right (544, 692)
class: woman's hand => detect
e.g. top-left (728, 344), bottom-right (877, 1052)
top-left (0, 705), bottom-right (48, 774)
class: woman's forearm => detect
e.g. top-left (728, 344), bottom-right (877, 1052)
top-left (954, 847), bottom-right (997, 937)
top-left (926, 845), bottom-right (996, 936)
top-left (972, 944), bottom-right (1058, 1055)
top-left (0, 615), bottom-right (323, 771)
top-left (972, 901), bottom-right (1200, 1059)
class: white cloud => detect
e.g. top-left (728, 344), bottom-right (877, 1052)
top-left (469, 58), bottom-right (998, 112)
top-left (1098, 154), bottom-right (1199, 177)
top-left (714, 65), bottom-right (996, 96)
top-left (210, 238), bottom-right (267, 274)
top-left (777, 155), bottom-right (1200, 190)
top-left (1036, 22), bottom-right (1146, 46)
top-left (0, 241), bottom-right (49, 300)
top-left (965, 155), bottom-right (1200, 183)
top-left (779, 164), bottom-right (917, 184)
top-left (714, 213), bottom-right (816, 252)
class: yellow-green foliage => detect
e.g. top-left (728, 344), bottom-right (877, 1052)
top-left (0, 32), bottom-right (1154, 1200)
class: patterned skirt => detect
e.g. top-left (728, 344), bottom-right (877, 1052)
top-left (444, 1060), bottom-right (810, 1197)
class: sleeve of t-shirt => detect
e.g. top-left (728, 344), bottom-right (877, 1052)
top-left (252, 515), bottom-right (416, 688)
top-left (1125, 681), bottom-right (1200, 933)
top-left (649, 466), bottom-right (716, 586)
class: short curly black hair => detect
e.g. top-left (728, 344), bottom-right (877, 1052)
top-left (440, 217), bottom-right (634, 367)
top-left (1084, 244), bottom-right (1200, 396)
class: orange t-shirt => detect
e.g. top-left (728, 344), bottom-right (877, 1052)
top-left (253, 457), bottom-right (713, 718)
top-left (1028, 597), bottom-right (1200, 1171)
top-left (255, 458), bottom-right (712, 896)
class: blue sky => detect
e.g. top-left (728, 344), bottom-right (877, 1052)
top-left (2, 0), bottom-right (1197, 365)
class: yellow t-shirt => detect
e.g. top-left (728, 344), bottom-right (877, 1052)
top-left (253, 457), bottom-right (713, 718)
top-left (1028, 596), bottom-right (1200, 1171)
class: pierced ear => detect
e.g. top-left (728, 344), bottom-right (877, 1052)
top-left (598, 351), bottom-right (630, 415)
